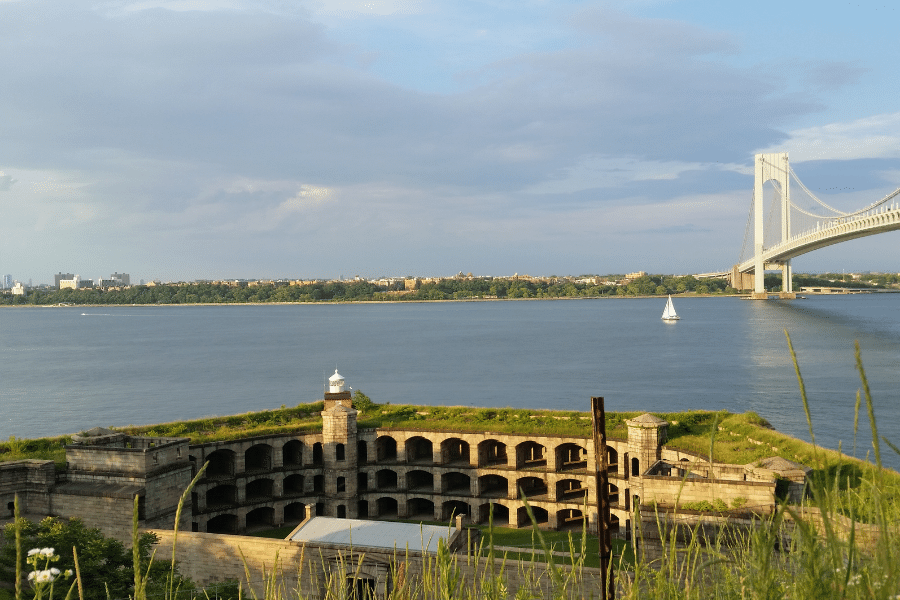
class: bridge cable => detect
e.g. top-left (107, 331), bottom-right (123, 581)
top-left (789, 166), bottom-right (900, 218)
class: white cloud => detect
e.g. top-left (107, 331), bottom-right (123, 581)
top-left (313, 0), bottom-right (425, 17)
top-left (757, 112), bottom-right (900, 162)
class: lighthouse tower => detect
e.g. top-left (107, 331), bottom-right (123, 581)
top-left (321, 369), bottom-right (359, 517)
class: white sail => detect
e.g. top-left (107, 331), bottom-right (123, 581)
top-left (661, 295), bottom-right (680, 320)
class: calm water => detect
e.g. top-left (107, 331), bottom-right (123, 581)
top-left (1, 296), bottom-right (898, 470)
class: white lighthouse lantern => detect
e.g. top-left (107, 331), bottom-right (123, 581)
top-left (328, 369), bottom-right (346, 393)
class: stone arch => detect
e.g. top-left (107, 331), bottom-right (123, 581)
top-left (376, 469), bottom-right (398, 490)
top-left (478, 439), bottom-right (508, 467)
top-left (557, 508), bottom-right (585, 531)
top-left (556, 478), bottom-right (586, 501)
top-left (283, 440), bottom-right (303, 467)
top-left (206, 484), bottom-right (237, 508)
top-left (336, 443), bottom-right (345, 461)
top-left (405, 436), bottom-right (434, 464)
top-left (246, 507), bottom-right (275, 530)
top-left (608, 482), bottom-right (620, 506)
top-left (478, 474), bottom-right (508, 498)
top-left (206, 449), bottom-right (236, 478)
top-left (517, 505), bottom-right (548, 528)
top-left (284, 474), bottom-right (304, 495)
top-left (556, 443), bottom-right (587, 471)
top-left (516, 476), bottom-right (547, 498)
top-left (246, 478), bottom-right (274, 501)
top-left (357, 499), bottom-right (369, 518)
top-left (440, 437), bottom-right (470, 465)
top-left (516, 441), bottom-right (546, 468)
top-left (441, 472), bottom-right (471, 494)
top-left (442, 500), bottom-right (470, 521)
top-left (407, 470), bottom-right (434, 492)
top-left (477, 502), bottom-right (510, 526)
top-left (312, 442), bottom-right (324, 465)
top-left (376, 436), bottom-right (398, 462)
top-left (607, 446), bottom-right (619, 473)
top-left (284, 502), bottom-right (306, 523)
top-left (207, 513), bottom-right (238, 534)
top-left (245, 444), bottom-right (273, 472)
top-left (376, 497), bottom-right (398, 518)
top-left (631, 457), bottom-right (640, 477)
top-left (609, 514), bottom-right (620, 534)
top-left (407, 497), bottom-right (435, 519)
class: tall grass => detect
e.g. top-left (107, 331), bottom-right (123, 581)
top-left (8, 338), bottom-right (899, 599)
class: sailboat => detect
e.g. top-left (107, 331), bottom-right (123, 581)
top-left (661, 295), bottom-right (680, 321)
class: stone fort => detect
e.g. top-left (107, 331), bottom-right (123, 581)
top-left (1, 370), bottom-right (806, 547)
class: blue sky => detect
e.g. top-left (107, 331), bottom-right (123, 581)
top-left (1, 0), bottom-right (899, 283)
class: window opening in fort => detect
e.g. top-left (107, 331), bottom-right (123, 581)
top-left (206, 449), bottom-right (236, 478)
top-left (283, 440), bottom-right (303, 466)
top-left (478, 502), bottom-right (510, 526)
top-left (408, 497), bottom-right (435, 519)
top-left (337, 504), bottom-right (346, 518)
top-left (348, 577), bottom-right (376, 600)
top-left (207, 484), bottom-right (237, 508)
top-left (478, 474), bottom-right (508, 497)
top-left (557, 443), bottom-right (587, 470)
top-left (285, 502), bottom-right (306, 523)
top-left (517, 505), bottom-right (548, 527)
top-left (337, 476), bottom-right (346, 492)
top-left (557, 508), bottom-right (585, 531)
top-left (357, 472), bottom-right (368, 491)
top-left (442, 472), bottom-right (471, 494)
top-left (441, 438), bottom-right (470, 465)
top-left (442, 500), bottom-right (470, 521)
top-left (609, 483), bottom-right (620, 506)
top-left (357, 440), bottom-right (368, 463)
top-left (375, 436), bottom-right (397, 462)
top-left (313, 443), bottom-right (324, 465)
top-left (517, 476), bottom-right (547, 498)
top-left (376, 469), bottom-right (398, 490)
top-left (316, 502), bottom-right (324, 516)
top-left (246, 444), bottom-right (273, 471)
top-left (246, 506), bottom-right (274, 530)
top-left (478, 439), bottom-right (507, 467)
top-left (407, 470), bottom-right (434, 491)
top-left (284, 474), bottom-right (305, 495)
top-left (207, 513), bottom-right (238, 534)
top-left (376, 497), bottom-right (398, 518)
top-left (607, 447), bottom-right (619, 473)
top-left (314, 475), bottom-right (324, 493)
top-left (517, 441), bottom-right (546, 468)
top-left (631, 457), bottom-right (640, 477)
top-left (556, 478), bottom-right (586, 500)
top-left (246, 478), bottom-right (274, 501)
top-left (336, 443), bottom-right (345, 461)
top-left (406, 436), bottom-right (433, 463)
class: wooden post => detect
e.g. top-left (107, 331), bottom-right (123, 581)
top-left (591, 397), bottom-right (614, 600)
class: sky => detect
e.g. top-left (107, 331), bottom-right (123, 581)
top-left (1, 0), bottom-right (899, 284)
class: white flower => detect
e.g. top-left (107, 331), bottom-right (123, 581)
top-left (63, 569), bottom-right (73, 577)
top-left (49, 568), bottom-right (60, 576)
top-left (35, 570), bottom-right (54, 583)
top-left (27, 549), bottom-right (41, 557)
top-left (27, 572), bottom-right (36, 581)
top-left (40, 547), bottom-right (55, 556)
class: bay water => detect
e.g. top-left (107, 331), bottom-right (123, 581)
top-left (1, 295), bottom-right (898, 470)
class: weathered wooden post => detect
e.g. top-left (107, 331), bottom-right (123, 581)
top-left (591, 396), bottom-right (614, 600)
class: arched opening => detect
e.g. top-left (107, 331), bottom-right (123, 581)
top-left (206, 514), bottom-right (238, 534)
top-left (205, 449), bottom-right (236, 479)
top-left (441, 472), bottom-right (471, 494)
top-left (556, 479), bottom-right (587, 501)
top-left (246, 507), bottom-right (275, 531)
top-left (607, 447), bottom-right (619, 474)
top-left (312, 443), bottom-right (324, 466)
top-left (516, 442), bottom-right (546, 468)
top-left (631, 457), bottom-right (640, 477)
top-left (478, 439), bottom-right (508, 467)
top-left (516, 476), bottom-right (547, 498)
top-left (405, 436), bottom-right (434, 464)
top-left (206, 484), bottom-right (237, 509)
top-left (376, 469), bottom-right (398, 490)
top-left (313, 474), bottom-right (324, 493)
top-left (376, 497), bottom-right (398, 518)
top-left (284, 502), bottom-right (306, 523)
top-left (478, 502), bottom-right (510, 526)
top-left (336, 443), bottom-right (345, 461)
top-left (442, 500), bottom-right (470, 521)
top-left (517, 505), bottom-right (548, 528)
top-left (407, 470), bottom-right (434, 492)
top-left (357, 472), bottom-right (368, 492)
top-left (284, 474), bottom-right (305, 495)
top-left (316, 502), bottom-right (324, 516)
top-left (478, 475), bottom-right (508, 498)
top-left (376, 436), bottom-right (398, 462)
top-left (283, 440), bottom-right (303, 467)
top-left (556, 444), bottom-right (587, 471)
top-left (609, 514), bottom-right (620, 534)
top-left (557, 509), bottom-right (585, 531)
top-left (357, 440), bottom-right (368, 463)
top-left (357, 500), bottom-right (369, 518)
top-left (609, 483), bottom-right (620, 506)
top-left (407, 498), bottom-right (435, 520)
top-left (337, 476), bottom-right (346, 493)
top-left (337, 505), bottom-right (346, 518)
top-left (246, 478), bottom-right (274, 502)
top-left (440, 438), bottom-right (470, 465)
top-left (245, 444), bottom-right (273, 472)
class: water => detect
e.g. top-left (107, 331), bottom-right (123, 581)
top-left (1, 295), bottom-right (898, 470)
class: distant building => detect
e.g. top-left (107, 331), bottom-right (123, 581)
top-left (58, 275), bottom-right (93, 290)
top-left (110, 272), bottom-right (130, 286)
top-left (98, 273), bottom-right (130, 288)
top-left (11, 282), bottom-right (25, 295)
top-left (54, 272), bottom-right (75, 289)
top-left (2, 275), bottom-right (11, 289)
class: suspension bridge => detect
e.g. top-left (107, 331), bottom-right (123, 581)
top-left (726, 152), bottom-right (900, 299)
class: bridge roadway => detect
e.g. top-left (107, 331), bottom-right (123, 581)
top-left (735, 205), bottom-right (900, 275)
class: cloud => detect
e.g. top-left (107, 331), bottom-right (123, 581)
top-left (756, 112), bottom-right (900, 162)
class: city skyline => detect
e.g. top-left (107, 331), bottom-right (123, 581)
top-left (2, 1), bottom-right (899, 282)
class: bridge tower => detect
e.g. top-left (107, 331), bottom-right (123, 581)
top-left (752, 152), bottom-right (794, 299)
